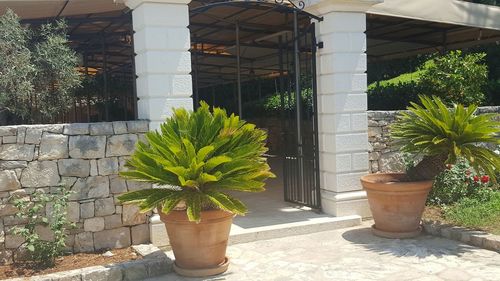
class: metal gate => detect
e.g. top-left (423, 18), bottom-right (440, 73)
top-left (279, 16), bottom-right (321, 209)
top-left (189, 0), bottom-right (322, 209)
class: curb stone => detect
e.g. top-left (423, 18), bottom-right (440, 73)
top-left (423, 220), bottom-right (500, 252)
top-left (4, 245), bottom-right (173, 281)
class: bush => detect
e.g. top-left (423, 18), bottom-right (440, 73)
top-left (419, 51), bottom-right (488, 106)
top-left (10, 185), bottom-right (74, 267)
top-left (429, 160), bottom-right (497, 205)
top-left (0, 9), bottom-right (81, 124)
top-left (368, 51), bottom-right (489, 109)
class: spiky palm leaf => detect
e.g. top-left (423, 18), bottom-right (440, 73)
top-left (391, 95), bottom-right (500, 181)
top-left (118, 102), bottom-right (275, 222)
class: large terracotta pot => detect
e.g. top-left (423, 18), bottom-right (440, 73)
top-left (159, 209), bottom-right (233, 277)
top-left (360, 173), bottom-right (433, 238)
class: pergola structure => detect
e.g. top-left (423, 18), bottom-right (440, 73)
top-left (2, 0), bottom-right (500, 223)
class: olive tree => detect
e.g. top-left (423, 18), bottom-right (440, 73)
top-left (0, 9), bottom-right (81, 124)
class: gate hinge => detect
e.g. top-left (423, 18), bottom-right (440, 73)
top-left (316, 42), bottom-right (324, 49)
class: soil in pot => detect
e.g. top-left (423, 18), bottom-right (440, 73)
top-left (159, 209), bottom-right (233, 277)
top-left (361, 173), bottom-right (433, 239)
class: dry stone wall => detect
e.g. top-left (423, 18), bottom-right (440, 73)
top-left (368, 106), bottom-right (500, 173)
top-left (0, 121), bottom-right (152, 264)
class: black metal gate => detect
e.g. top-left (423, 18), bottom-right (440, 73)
top-left (279, 16), bottom-right (321, 209)
top-left (189, 0), bottom-right (321, 209)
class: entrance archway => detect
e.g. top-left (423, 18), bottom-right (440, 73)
top-left (189, 0), bottom-right (322, 209)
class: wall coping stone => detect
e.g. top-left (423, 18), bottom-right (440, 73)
top-left (423, 220), bottom-right (500, 253)
top-left (4, 244), bottom-right (173, 281)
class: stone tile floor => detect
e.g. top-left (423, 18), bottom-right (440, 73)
top-left (146, 222), bottom-right (500, 281)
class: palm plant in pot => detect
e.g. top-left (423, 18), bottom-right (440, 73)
top-left (118, 102), bottom-right (275, 277)
top-left (361, 95), bottom-right (500, 238)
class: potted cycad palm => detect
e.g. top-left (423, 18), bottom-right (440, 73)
top-left (118, 103), bottom-right (275, 277)
top-left (361, 96), bottom-right (500, 238)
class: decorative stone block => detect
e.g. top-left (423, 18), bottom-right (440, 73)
top-left (94, 227), bottom-right (131, 250)
top-left (0, 126), bottom-right (16, 136)
top-left (84, 217), bottom-right (105, 232)
top-left (90, 122), bottom-right (114, 135)
top-left (90, 159), bottom-right (98, 176)
top-left (120, 261), bottom-right (148, 281)
top-left (0, 204), bottom-right (17, 216)
top-left (58, 159), bottom-right (90, 177)
top-left (39, 133), bottom-right (69, 160)
top-left (126, 181), bottom-right (152, 191)
top-left (104, 214), bottom-right (123, 230)
top-left (97, 157), bottom-right (119, 176)
top-left (0, 144), bottom-right (35, 161)
top-left (67, 202), bottom-right (80, 223)
top-left (122, 204), bottom-right (147, 226)
top-left (25, 127), bottom-right (43, 144)
top-left (127, 120), bottom-right (149, 133)
top-left (106, 134), bottom-right (138, 157)
top-left (0, 160), bottom-right (28, 169)
top-left (112, 121), bottom-right (128, 134)
top-left (95, 197), bottom-right (116, 217)
top-left (131, 224), bottom-right (150, 245)
top-left (20, 161), bottom-right (60, 188)
top-left (69, 135), bottom-right (106, 159)
top-left (3, 136), bottom-right (16, 143)
top-left (74, 231), bottom-right (94, 252)
top-left (0, 170), bottom-right (21, 191)
top-left (16, 127), bottom-right (26, 143)
top-left (63, 123), bottom-right (90, 135)
top-left (70, 176), bottom-right (110, 200)
top-left (5, 234), bottom-right (24, 249)
top-left (81, 201), bottom-right (95, 219)
top-left (110, 175), bottom-right (127, 194)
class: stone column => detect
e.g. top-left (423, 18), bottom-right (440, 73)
top-left (307, 0), bottom-right (382, 217)
top-left (124, 0), bottom-right (193, 247)
top-left (124, 0), bottom-right (193, 131)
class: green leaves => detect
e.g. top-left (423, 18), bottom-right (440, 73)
top-left (392, 95), bottom-right (500, 181)
top-left (119, 102), bottom-right (275, 222)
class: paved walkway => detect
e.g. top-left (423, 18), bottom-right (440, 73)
top-left (147, 222), bottom-right (500, 281)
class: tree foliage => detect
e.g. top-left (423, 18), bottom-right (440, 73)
top-left (0, 9), bottom-right (81, 123)
top-left (391, 95), bottom-right (500, 181)
top-left (119, 102), bottom-right (275, 222)
top-left (419, 51), bottom-right (488, 106)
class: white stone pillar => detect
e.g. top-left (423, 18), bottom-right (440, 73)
top-left (124, 0), bottom-right (193, 131)
top-left (124, 0), bottom-right (193, 247)
top-left (307, 0), bottom-right (381, 217)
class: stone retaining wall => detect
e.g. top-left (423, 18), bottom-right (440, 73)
top-left (0, 121), bottom-right (152, 264)
top-left (368, 106), bottom-right (500, 173)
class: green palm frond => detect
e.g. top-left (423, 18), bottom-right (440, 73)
top-left (391, 95), bottom-right (500, 181)
top-left (118, 102), bottom-right (276, 222)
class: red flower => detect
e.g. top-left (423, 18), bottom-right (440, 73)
top-left (446, 164), bottom-right (453, 170)
top-left (473, 175), bottom-right (479, 182)
top-left (481, 175), bottom-right (490, 183)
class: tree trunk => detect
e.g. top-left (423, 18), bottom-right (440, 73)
top-left (406, 154), bottom-right (448, 181)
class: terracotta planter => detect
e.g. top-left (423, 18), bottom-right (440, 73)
top-left (360, 173), bottom-right (433, 238)
top-left (159, 209), bottom-right (233, 277)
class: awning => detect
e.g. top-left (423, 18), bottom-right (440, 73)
top-left (366, 0), bottom-right (500, 61)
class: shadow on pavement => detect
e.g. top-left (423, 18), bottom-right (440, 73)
top-left (341, 226), bottom-right (477, 258)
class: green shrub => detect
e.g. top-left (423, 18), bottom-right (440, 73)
top-left (429, 160), bottom-right (497, 205)
top-left (419, 51), bottom-right (488, 106)
top-left (443, 192), bottom-right (500, 235)
top-left (0, 9), bottom-right (81, 124)
top-left (118, 102), bottom-right (275, 222)
top-left (368, 51), bottom-right (489, 109)
top-left (10, 185), bottom-right (74, 267)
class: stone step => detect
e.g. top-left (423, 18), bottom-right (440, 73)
top-left (150, 214), bottom-right (362, 248)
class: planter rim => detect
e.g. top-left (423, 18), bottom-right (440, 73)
top-left (159, 209), bottom-right (234, 224)
top-left (361, 173), bottom-right (433, 192)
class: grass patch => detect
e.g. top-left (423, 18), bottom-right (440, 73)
top-left (442, 192), bottom-right (500, 235)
